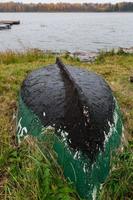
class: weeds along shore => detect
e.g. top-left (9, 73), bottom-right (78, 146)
top-left (0, 49), bottom-right (133, 199)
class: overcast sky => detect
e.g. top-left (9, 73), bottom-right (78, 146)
top-left (0, 0), bottom-right (133, 3)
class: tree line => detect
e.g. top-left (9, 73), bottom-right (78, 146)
top-left (0, 2), bottom-right (133, 12)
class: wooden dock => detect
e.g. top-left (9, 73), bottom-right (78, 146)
top-left (0, 24), bottom-right (11, 30)
top-left (0, 20), bottom-right (20, 25)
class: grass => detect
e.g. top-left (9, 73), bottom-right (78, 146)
top-left (99, 143), bottom-right (133, 200)
top-left (0, 139), bottom-right (80, 200)
top-left (0, 49), bottom-right (133, 199)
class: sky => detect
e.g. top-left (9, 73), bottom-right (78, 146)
top-left (0, 0), bottom-right (133, 3)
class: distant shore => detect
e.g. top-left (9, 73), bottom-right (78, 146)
top-left (1, 2), bottom-right (133, 12)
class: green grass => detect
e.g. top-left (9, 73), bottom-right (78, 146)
top-left (99, 143), bottom-right (133, 200)
top-left (0, 50), bottom-right (133, 199)
top-left (0, 139), bottom-right (80, 200)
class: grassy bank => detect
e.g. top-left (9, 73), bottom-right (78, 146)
top-left (0, 50), bottom-right (133, 200)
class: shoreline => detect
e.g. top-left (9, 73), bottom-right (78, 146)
top-left (1, 47), bottom-right (133, 63)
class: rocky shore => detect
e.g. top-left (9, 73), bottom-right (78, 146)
top-left (58, 47), bottom-right (133, 62)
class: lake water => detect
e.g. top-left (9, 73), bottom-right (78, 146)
top-left (0, 12), bottom-right (133, 52)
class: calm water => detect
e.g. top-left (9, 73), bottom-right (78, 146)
top-left (0, 12), bottom-right (133, 52)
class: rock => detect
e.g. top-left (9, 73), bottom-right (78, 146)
top-left (122, 47), bottom-right (133, 54)
top-left (115, 47), bottom-right (133, 54)
top-left (70, 51), bottom-right (98, 62)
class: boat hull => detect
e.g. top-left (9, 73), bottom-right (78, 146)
top-left (16, 95), bottom-right (123, 200)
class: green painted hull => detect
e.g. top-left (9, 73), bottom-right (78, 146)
top-left (17, 96), bottom-right (123, 200)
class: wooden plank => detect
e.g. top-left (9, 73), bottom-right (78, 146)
top-left (0, 20), bottom-right (20, 25)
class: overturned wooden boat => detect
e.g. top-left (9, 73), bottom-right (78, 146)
top-left (0, 20), bottom-right (20, 25)
top-left (16, 58), bottom-right (123, 199)
top-left (0, 24), bottom-right (11, 30)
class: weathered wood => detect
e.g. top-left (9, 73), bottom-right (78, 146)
top-left (0, 20), bottom-right (20, 25)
